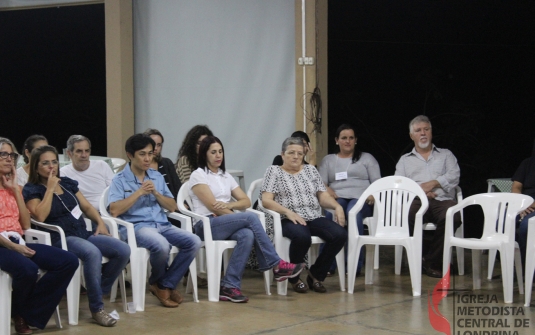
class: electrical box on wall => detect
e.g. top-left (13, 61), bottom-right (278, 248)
top-left (298, 57), bottom-right (314, 66)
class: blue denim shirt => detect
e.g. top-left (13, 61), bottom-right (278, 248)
top-left (108, 163), bottom-right (173, 236)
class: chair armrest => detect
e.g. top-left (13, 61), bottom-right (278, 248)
top-left (110, 217), bottom-right (138, 248)
top-left (24, 228), bottom-right (52, 246)
top-left (31, 219), bottom-right (67, 251)
top-left (167, 212), bottom-right (194, 233)
top-left (101, 217), bottom-right (119, 239)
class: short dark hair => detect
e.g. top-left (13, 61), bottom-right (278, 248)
top-left (197, 136), bottom-right (225, 173)
top-left (291, 131), bottom-right (310, 144)
top-left (125, 134), bottom-right (155, 158)
top-left (28, 145), bottom-right (59, 184)
top-left (22, 134), bottom-right (48, 164)
top-left (143, 128), bottom-right (164, 143)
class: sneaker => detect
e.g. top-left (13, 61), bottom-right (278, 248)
top-left (273, 260), bottom-right (305, 282)
top-left (91, 309), bottom-right (117, 327)
top-left (219, 286), bottom-right (249, 303)
top-left (13, 315), bottom-right (32, 335)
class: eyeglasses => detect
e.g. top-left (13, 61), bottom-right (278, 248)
top-left (40, 160), bottom-right (59, 166)
top-left (0, 151), bottom-right (19, 161)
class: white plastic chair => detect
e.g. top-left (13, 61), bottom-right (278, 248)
top-left (1, 229), bottom-right (62, 335)
top-left (253, 178), bottom-right (346, 295)
top-left (348, 176), bottom-right (428, 297)
top-left (373, 186), bottom-right (465, 275)
top-left (442, 193), bottom-right (533, 303)
top-left (177, 181), bottom-right (271, 302)
top-left (524, 216), bottom-right (535, 307)
top-left (30, 217), bottom-right (127, 325)
top-left (110, 158), bottom-right (126, 174)
top-left (99, 187), bottom-right (199, 311)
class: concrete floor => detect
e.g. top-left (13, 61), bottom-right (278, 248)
top-left (21, 247), bottom-right (535, 335)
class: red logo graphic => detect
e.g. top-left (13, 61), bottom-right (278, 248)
top-left (428, 267), bottom-right (451, 334)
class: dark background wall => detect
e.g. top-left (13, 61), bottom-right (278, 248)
top-left (0, 4), bottom-right (106, 155)
top-left (328, 0), bottom-right (535, 237)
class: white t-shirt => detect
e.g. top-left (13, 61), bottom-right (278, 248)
top-left (16, 166), bottom-right (28, 187)
top-left (60, 160), bottom-right (114, 210)
top-left (188, 167), bottom-right (239, 216)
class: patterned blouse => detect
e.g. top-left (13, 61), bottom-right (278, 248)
top-left (261, 165), bottom-right (326, 221)
top-left (0, 189), bottom-right (24, 235)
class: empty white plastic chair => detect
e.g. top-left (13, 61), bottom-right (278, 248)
top-left (348, 176), bottom-right (428, 297)
top-left (177, 181), bottom-right (271, 302)
top-left (443, 193), bottom-right (532, 303)
top-left (110, 158), bottom-right (126, 174)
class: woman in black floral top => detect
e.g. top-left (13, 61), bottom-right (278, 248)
top-left (261, 137), bottom-right (347, 294)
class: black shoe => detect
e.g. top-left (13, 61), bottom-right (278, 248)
top-left (219, 286), bottom-right (249, 303)
top-left (306, 275), bottom-right (327, 293)
top-left (422, 259), bottom-right (442, 278)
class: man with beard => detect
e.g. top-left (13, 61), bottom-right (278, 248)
top-left (144, 129), bottom-right (182, 200)
top-left (395, 115), bottom-right (461, 278)
top-left (61, 135), bottom-right (114, 210)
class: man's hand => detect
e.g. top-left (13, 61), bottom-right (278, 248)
top-left (139, 180), bottom-right (155, 195)
top-left (420, 180), bottom-right (439, 193)
top-left (286, 211), bottom-right (307, 226)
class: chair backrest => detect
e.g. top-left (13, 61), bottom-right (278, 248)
top-left (177, 181), bottom-right (194, 212)
top-left (99, 186), bottom-right (111, 216)
top-left (247, 178), bottom-right (263, 208)
top-left (460, 193), bottom-right (533, 240)
top-left (349, 176), bottom-right (429, 239)
top-left (110, 158), bottom-right (127, 174)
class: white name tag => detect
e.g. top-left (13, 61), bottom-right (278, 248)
top-left (71, 205), bottom-right (83, 219)
top-left (335, 171), bottom-right (348, 180)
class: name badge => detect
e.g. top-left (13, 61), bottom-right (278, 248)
top-left (71, 205), bottom-right (83, 219)
top-left (335, 171), bottom-right (348, 180)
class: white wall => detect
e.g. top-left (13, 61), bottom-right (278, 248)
top-left (133, 0), bottom-right (295, 187)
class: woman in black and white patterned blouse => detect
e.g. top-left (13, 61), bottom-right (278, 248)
top-left (261, 137), bottom-right (347, 294)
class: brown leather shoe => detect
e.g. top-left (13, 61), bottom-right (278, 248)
top-left (170, 289), bottom-right (184, 304)
top-left (149, 284), bottom-right (179, 308)
top-left (13, 315), bottom-right (32, 335)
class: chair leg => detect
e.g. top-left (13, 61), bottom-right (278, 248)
top-left (406, 244), bottom-right (421, 297)
top-left (373, 245), bottom-right (380, 270)
top-left (187, 258), bottom-right (199, 303)
top-left (488, 249), bottom-right (498, 280)
top-left (263, 270), bottom-right (271, 295)
top-left (206, 248), bottom-right (224, 302)
top-left (472, 249), bottom-right (482, 290)
top-left (499, 247), bottom-right (515, 303)
top-left (130, 251), bottom-right (149, 312)
top-left (364, 244), bottom-right (374, 285)
top-left (66, 264), bottom-right (81, 325)
top-left (1, 272), bottom-right (12, 335)
top-left (118, 271), bottom-right (127, 313)
top-left (525, 253), bottom-right (535, 307)
top-left (394, 245), bottom-right (403, 275)
top-left (514, 247), bottom-right (524, 295)
top-left (456, 246), bottom-right (465, 276)
top-left (347, 241), bottom-right (362, 294)
top-left (335, 248), bottom-right (345, 291)
top-left (53, 306), bottom-right (62, 328)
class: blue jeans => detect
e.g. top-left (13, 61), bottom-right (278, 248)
top-left (195, 212), bottom-right (280, 289)
top-left (0, 243), bottom-right (78, 329)
top-left (517, 210), bottom-right (535, 270)
top-left (60, 235), bottom-right (130, 313)
top-left (326, 198), bottom-right (373, 273)
top-left (134, 222), bottom-right (201, 289)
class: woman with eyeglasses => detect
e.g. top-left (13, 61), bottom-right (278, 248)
top-left (16, 134), bottom-right (48, 187)
top-left (175, 125), bottom-right (214, 184)
top-left (22, 145), bottom-right (130, 327)
top-left (261, 137), bottom-right (347, 294)
top-left (0, 137), bottom-right (78, 335)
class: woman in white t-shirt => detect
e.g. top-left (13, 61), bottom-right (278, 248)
top-left (16, 134), bottom-right (48, 187)
top-left (189, 136), bottom-right (304, 303)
